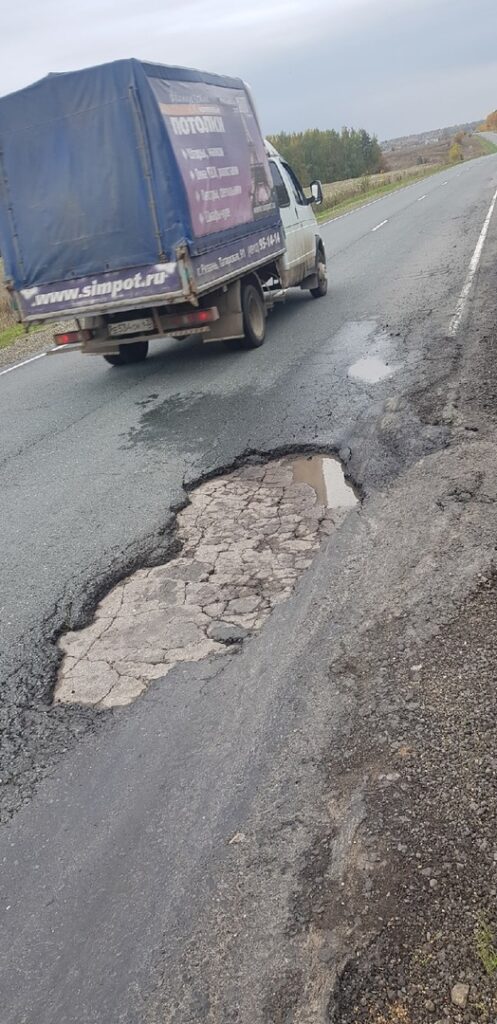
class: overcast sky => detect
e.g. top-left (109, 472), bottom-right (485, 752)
top-left (1, 0), bottom-right (496, 139)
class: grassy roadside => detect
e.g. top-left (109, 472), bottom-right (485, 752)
top-left (316, 164), bottom-right (444, 222)
top-left (0, 321), bottom-right (44, 349)
top-left (0, 261), bottom-right (45, 349)
top-left (317, 133), bottom-right (497, 223)
top-left (476, 134), bottom-right (497, 155)
top-left (0, 322), bottom-right (25, 349)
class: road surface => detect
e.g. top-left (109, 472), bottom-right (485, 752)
top-left (1, 143), bottom-right (497, 1021)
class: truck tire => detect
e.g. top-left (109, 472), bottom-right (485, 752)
top-left (104, 341), bottom-right (149, 366)
top-left (240, 278), bottom-right (266, 348)
top-left (310, 247), bottom-right (328, 299)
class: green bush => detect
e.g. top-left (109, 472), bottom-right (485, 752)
top-left (267, 126), bottom-right (385, 184)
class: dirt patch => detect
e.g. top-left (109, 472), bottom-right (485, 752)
top-left (319, 575), bottom-right (497, 1023)
top-left (0, 276), bottom-right (13, 332)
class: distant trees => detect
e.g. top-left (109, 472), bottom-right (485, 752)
top-left (480, 110), bottom-right (497, 131)
top-left (267, 127), bottom-right (386, 184)
top-left (449, 142), bottom-right (464, 163)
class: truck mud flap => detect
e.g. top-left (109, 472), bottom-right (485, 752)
top-left (202, 280), bottom-right (244, 343)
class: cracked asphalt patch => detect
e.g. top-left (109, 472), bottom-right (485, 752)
top-left (55, 455), bottom-right (357, 707)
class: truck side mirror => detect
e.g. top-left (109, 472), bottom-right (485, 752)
top-left (309, 180), bottom-right (323, 205)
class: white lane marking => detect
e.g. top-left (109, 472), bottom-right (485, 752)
top-left (442, 181), bottom-right (449, 185)
top-left (0, 352), bottom-right (46, 378)
top-left (372, 219), bottom-right (388, 232)
top-left (448, 186), bottom-right (497, 337)
top-left (417, 194), bottom-right (427, 201)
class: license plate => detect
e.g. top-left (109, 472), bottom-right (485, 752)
top-left (108, 318), bottom-right (154, 337)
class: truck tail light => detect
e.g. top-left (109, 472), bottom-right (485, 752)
top-left (163, 307), bottom-right (219, 330)
top-left (54, 329), bottom-right (92, 346)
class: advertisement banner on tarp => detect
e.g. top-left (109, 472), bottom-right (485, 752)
top-left (192, 226), bottom-right (284, 288)
top-left (148, 77), bottom-right (276, 239)
top-left (16, 221), bottom-right (285, 318)
top-left (17, 263), bottom-right (182, 319)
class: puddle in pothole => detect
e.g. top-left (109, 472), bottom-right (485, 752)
top-left (55, 453), bottom-right (358, 709)
top-left (289, 454), bottom-right (357, 509)
top-left (348, 355), bottom-right (398, 383)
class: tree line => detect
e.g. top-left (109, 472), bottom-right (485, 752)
top-left (480, 110), bottom-right (497, 131)
top-left (266, 127), bottom-right (386, 185)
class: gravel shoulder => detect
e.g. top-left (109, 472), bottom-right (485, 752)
top-left (0, 325), bottom-right (53, 370)
top-left (331, 575), bottom-right (497, 1023)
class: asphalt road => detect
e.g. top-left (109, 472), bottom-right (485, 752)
top-left (2, 144), bottom-right (497, 1022)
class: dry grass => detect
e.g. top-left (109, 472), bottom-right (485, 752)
top-left (383, 131), bottom-right (488, 172)
top-left (0, 260), bottom-right (45, 351)
top-left (476, 918), bottom-right (497, 977)
top-left (385, 139), bottom-right (452, 172)
top-left (318, 133), bottom-right (496, 219)
top-left (318, 165), bottom-right (438, 217)
top-left (0, 261), bottom-right (15, 331)
top-left (322, 165), bottom-right (424, 203)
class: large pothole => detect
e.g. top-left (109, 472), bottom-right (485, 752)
top-left (55, 454), bottom-right (358, 708)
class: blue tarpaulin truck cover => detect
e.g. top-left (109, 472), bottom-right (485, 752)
top-left (0, 59), bottom-right (284, 319)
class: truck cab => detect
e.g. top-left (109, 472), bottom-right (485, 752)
top-left (265, 140), bottom-right (326, 292)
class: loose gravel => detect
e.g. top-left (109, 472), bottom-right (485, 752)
top-left (328, 575), bottom-right (497, 1022)
top-left (0, 328), bottom-right (49, 370)
top-left (0, 321), bottom-right (76, 371)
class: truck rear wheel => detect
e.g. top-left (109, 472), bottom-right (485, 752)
top-left (310, 248), bottom-right (328, 299)
top-left (240, 279), bottom-right (266, 348)
top-left (104, 341), bottom-right (149, 366)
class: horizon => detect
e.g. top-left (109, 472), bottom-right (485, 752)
top-left (0, 57), bottom-right (489, 147)
top-left (1, 1), bottom-right (496, 140)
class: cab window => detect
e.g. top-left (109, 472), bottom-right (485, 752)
top-left (269, 161), bottom-right (290, 209)
top-left (282, 162), bottom-right (307, 205)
